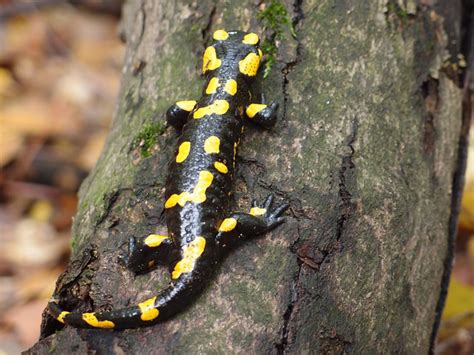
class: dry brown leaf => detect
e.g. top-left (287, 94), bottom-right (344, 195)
top-left (28, 200), bottom-right (53, 222)
top-left (1, 15), bottom-right (47, 62)
top-left (73, 38), bottom-right (124, 69)
top-left (0, 98), bottom-right (82, 137)
top-left (0, 331), bottom-right (23, 355)
top-left (2, 299), bottom-right (47, 349)
top-left (442, 280), bottom-right (474, 320)
top-left (0, 277), bottom-right (16, 314)
top-left (77, 131), bottom-right (107, 170)
top-left (458, 138), bottom-right (474, 231)
top-left (0, 68), bottom-right (15, 100)
top-left (0, 129), bottom-right (23, 168)
top-left (16, 268), bottom-right (62, 303)
top-left (5, 219), bottom-right (67, 269)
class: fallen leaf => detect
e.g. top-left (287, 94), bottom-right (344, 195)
top-left (459, 139), bottom-right (474, 231)
top-left (0, 97), bottom-right (81, 137)
top-left (76, 131), bottom-right (107, 170)
top-left (0, 68), bottom-right (15, 100)
top-left (2, 299), bottom-right (47, 349)
top-left (29, 200), bottom-right (54, 222)
top-left (16, 268), bottom-right (62, 302)
top-left (5, 219), bottom-right (67, 269)
top-left (0, 129), bottom-right (23, 168)
top-left (442, 280), bottom-right (474, 320)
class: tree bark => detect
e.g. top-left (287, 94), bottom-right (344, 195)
top-left (28, 0), bottom-right (469, 353)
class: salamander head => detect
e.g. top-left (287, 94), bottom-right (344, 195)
top-left (202, 29), bottom-right (263, 80)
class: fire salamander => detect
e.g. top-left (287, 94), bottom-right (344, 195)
top-left (48, 29), bottom-right (288, 329)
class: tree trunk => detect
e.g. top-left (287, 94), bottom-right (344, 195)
top-left (28, 0), bottom-right (469, 353)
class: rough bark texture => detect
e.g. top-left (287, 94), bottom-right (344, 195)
top-left (29, 0), bottom-right (469, 353)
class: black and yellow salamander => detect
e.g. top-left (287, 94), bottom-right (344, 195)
top-left (48, 29), bottom-right (288, 329)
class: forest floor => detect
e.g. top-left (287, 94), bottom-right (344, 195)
top-left (0, 2), bottom-right (472, 354)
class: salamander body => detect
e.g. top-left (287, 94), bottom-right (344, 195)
top-left (48, 29), bottom-right (287, 329)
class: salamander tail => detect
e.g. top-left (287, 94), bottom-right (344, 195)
top-left (48, 294), bottom-right (161, 329)
top-left (47, 275), bottom-right (207, 329)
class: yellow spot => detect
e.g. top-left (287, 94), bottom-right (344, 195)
top-left (57, 311), bottom-right (70, 324)
top-left (82, 313), bottom-right (115, 329)
top-left (165, 194), bottom-right (179, 208)
top-left (138, 296), bottom-right (159, 321)
top-left (206, 77), bottom-right (220, 94)
top-left (250, 207), bottom-right (267, 216)
top-left (165, 171), bottom-right (214, 208)
top-left (193, 171), bottom-right (213, 203)
top-left (172, 237), bottom-right (206, 279)
top-left (193, 100), bottom-right (229, 119)
top-left (214, 161), bottom-right (228, 174)
top-left (176, 141), bottom-right (191, 163)
top-left (219, 217), bottom-right (237, 232)
top-left (246, 104), bottom-right (267, 118)
top-left (144, 234), bottom-right (168, 247)
top-left (165, 191), bottom-right (191, 208)
top-left (176, 100), bottom-right (197, 111)
top-left (213, 29), bottom-right (229, 41)
top-left (242, 33), bottom-right (259, 45)
top-left (224, 79), bottom-right (237, 96)
top-left (203, 46), bottom-right (221, 73)
top-left (239, 52), bottom-right (260, 76)
top-left (258, 48), bottom-right (263, 58)
top-left (204, 136), bottom-right (220, 154)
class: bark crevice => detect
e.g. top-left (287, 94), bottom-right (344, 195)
top-left (275, 221), bottom-right (303, 354)
top-left (335, 117), bottom-right (357, 245)
top-left (275, 1), bottom-right (304, 352)
top-left (201, 5), bottom-right (217, 45)
top-left (281, 0), bottom-right (303, 123)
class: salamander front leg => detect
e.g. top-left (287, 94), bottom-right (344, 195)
top-left (216, 194), bottom-right (288, 249)
top-left (245, 102), bottom-right (279, 129)
top-left (126, 234), bottom-right (176, 274)
top-left (166, 100), bottom-right (197, 130)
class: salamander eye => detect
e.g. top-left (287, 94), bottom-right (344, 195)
top-left (242, 33), bottom-right (259, 45)
top-left (213, 29), bottom-right (229, 41)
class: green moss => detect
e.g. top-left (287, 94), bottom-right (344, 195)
top-left (260, 39), bottom-right (278, 78)
top-left (386, 1), bottom-right (410, 28)
top-left (70, 237), bottom-right (78, 252)
top-left (257, 0), bottom-right (295, 77)
top-left (388, 2), bottom-right (409, 20)
top-left (257, 0), bottom-right (294, 35)
top-left (133, 122), bottom-right (166, 158)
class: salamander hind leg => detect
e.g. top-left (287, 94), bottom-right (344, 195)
top-left (126, 233), bottom-right (176, 274)
top-left (216, 194), bottom-right (289, 248)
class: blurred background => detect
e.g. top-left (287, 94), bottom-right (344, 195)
top-left (0, 1), bottom-right (123, 352)
top-left (0, 1), bottom-right (472, 353)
